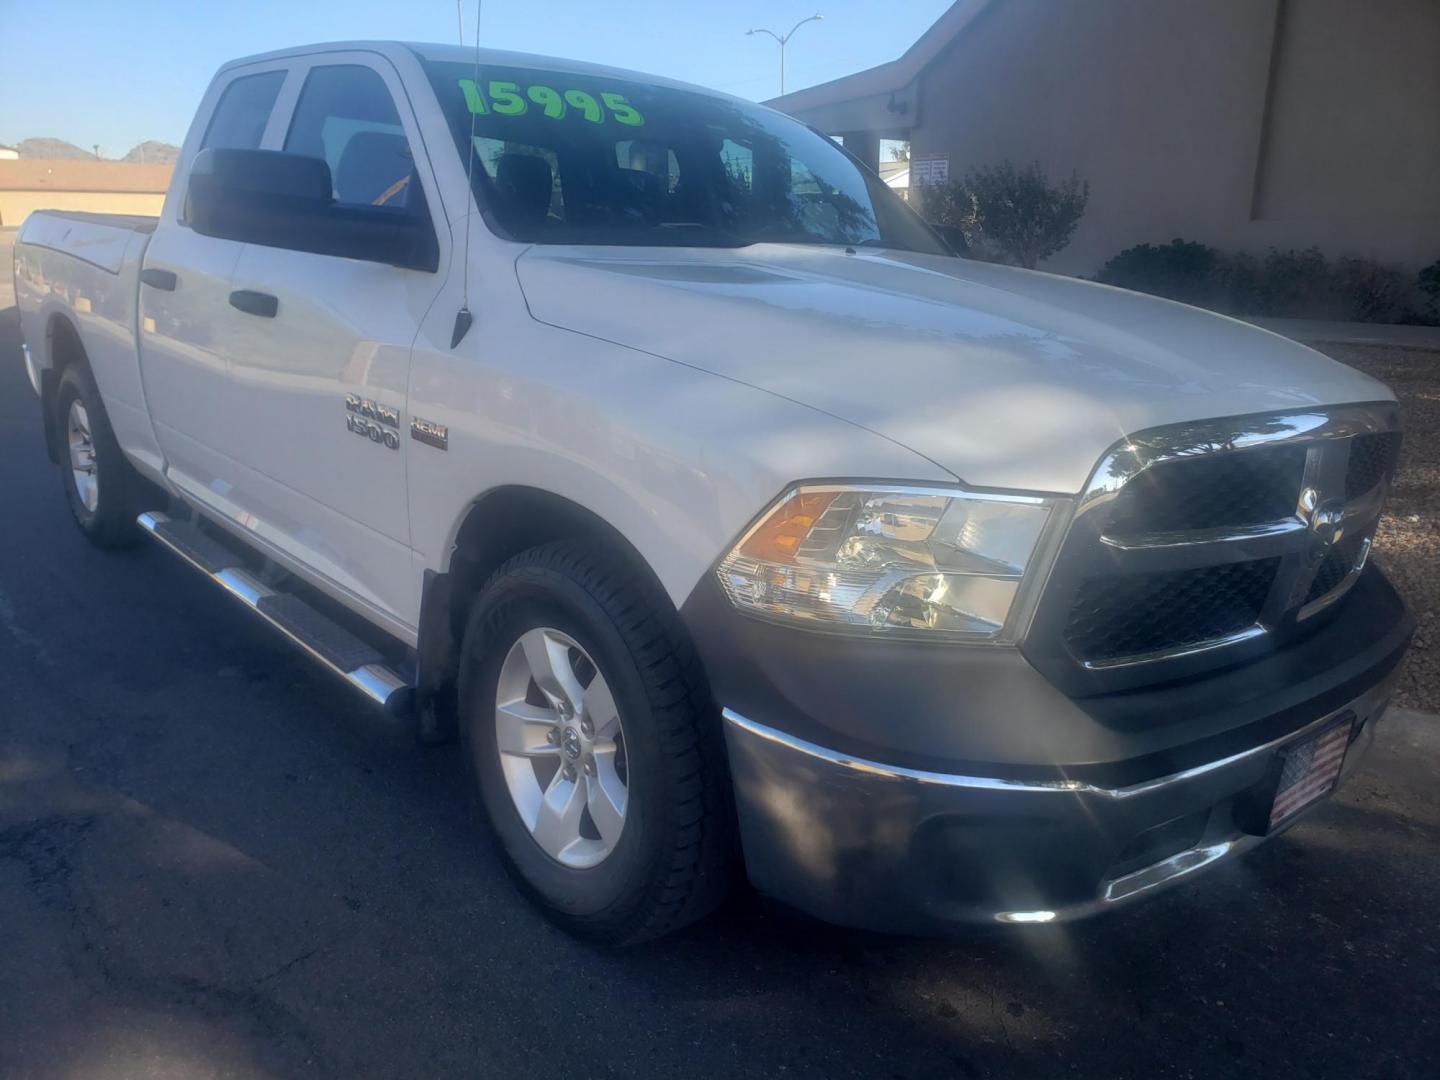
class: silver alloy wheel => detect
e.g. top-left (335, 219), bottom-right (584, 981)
top-left (495, 627), bottom-right (629, 868)
top-left (66, 400), bottom-right (99, 512)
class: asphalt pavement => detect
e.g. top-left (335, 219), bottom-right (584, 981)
top-left (2, 286), bottom-right (1438, 1078)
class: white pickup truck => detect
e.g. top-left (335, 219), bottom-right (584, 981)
top-left (13, 41), bottom-right (1412, 943)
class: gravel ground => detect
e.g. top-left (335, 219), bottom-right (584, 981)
top-left (1317, 342), bottom-right (1440, 712)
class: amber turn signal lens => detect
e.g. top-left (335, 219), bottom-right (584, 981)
top-left (737, 490), bottom-right (840, 563)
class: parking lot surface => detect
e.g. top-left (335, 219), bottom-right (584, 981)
top-left (2, 295), bottom-right (1438, 1079)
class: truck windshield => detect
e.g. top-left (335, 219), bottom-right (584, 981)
top-left (422, 59), bottom-right (946, 253)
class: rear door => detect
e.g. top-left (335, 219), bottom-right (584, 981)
top-left (138, 63), bottom-right (294, 496)
top-left (218, 56), bottom-right (450, 631)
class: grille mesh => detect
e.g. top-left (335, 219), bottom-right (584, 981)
top-left (1304, 533), bottom-right (1367, 604)
top-left (1064, 558), bottom-right (1281, 663)
top-left (1344, 432), bottom-right (1401, 500)
top-left (1107, 445), bottom-right (1306, 536)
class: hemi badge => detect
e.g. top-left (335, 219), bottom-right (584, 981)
top-left (411, 416), bottom-right (449, 451)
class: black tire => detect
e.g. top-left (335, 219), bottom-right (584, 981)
top-left (457, 540), bottom-right (734, 945)
top-left (54, 364), bottom-right (140, 549)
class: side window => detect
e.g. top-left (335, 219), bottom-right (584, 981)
top-left (284, 65), bottom-right (422, 215)
top-left (202, 70), bottom-right (286, 151)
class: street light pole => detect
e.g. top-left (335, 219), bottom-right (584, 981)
top-left (746, 14), bottom-right (823, 97)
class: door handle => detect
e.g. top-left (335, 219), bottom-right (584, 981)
top-left (140, 267), bottom-right (178, 291)
top-left (229, 290), bottom-right (278, 318)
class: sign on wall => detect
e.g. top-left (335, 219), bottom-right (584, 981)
top-left (910, 153), bottom-right (950, 185)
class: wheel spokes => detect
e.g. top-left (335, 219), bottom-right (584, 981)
top-left (532, 767), bottom-right (586, 860)
top-left (519, 628), bottom-right (585, 714)
top-left (495, 699), bottom-right (559, 758)
top-left (582, 672), bottom-right (621, 739)
top-left (586, 754), bottom-right (627, 847)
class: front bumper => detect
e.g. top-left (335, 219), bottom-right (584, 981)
top-left (683, 561), bottom-right (1413, 933)
top-left (722, 673), bottom-right (1397, 930)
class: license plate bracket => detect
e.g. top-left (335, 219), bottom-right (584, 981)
top-left (1237, 715), bottom-right (1356, 835)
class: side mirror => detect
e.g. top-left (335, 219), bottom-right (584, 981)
top-left (929, 222), bottom-right (970, 258)
top-left (186, 148), bottom-right (438, 272)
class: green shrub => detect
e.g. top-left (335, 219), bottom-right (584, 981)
top-left (923, 161), bottom-right (1088, 269)
top-left (1255, 248), bottom-right (1334, 319)
top-left (1095, 239), bottom-right (1222, 308)
top-left (1331, 257), bottom-right (1410, 323)
top-left (1097, 240), bottom-right (1424, 323)
top-left (1420, 259), bottom-right (1440, 323)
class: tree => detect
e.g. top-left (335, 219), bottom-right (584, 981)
top-left (924, 161), bottom-right (1089, 269)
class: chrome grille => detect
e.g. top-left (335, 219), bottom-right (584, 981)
top-left (1021, 405), bottom-right (1401, 693)
top-left (1303, 532), bottom-right (1370, 605)
top-left (1065, 558), bottom-right (1281, 664)
top-left (1107, 446), bottom-right (1306, 536)
top-left (1344, 432), bottom-right (1401, 501)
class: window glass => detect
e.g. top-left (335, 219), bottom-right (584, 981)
top-left (202, 70), bottom-right (285, 151)
top-left (285, 65), bottom-right (421, 214)
top-left (421, 58), bottom-right (946, 253)
top-left (475, 136), bottom-right (564, 220)
top-left (615, 139), bottom-right (680, 194)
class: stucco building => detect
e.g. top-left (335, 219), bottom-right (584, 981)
top-left (0, 160), bottom-right (171, 227)
top-left (768, 0), bottom-right (1440, 275)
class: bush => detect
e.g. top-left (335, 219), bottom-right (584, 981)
top-left (1331, 256), bottom-right (1411, 323)
top-left (1097, 240), bottom-right (1425, 323)
top-left (1095, 239), bottom-right (1222, 308)
top-left (1420, 259), bottom-right (1440, 323)
top-left (923, 161), bottom-right (1088, 269)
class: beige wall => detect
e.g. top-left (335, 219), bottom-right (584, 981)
top-left (0, 191), bottom-right (166, 228)
top-left (892, 0), bottom-right (1440, 275)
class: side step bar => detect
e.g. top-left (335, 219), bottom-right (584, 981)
top-left (138, 511), bottom-right (413, 714)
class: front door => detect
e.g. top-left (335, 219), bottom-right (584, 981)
top-left (218, 58), bottom-right (449, 632)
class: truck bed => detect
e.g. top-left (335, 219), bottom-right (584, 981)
top-left (31, 209), bottom-right (160, 233)
top-left (17, 209), bottom-right (157, 275)
top-left (13, 208), bottom-right (162, 481)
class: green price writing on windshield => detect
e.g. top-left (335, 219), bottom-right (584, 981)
top-left (458, 79), bottom-right (645, 126)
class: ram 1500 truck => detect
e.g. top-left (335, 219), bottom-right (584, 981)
top-left (13, 41), bottom-right (1412, 943)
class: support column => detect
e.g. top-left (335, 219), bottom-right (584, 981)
top-left (836, 130), bottom-right (881, 173)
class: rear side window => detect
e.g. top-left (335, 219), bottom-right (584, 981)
top-left (284, 65), bottom-right (422, 215)
top-left (202, 70), bottom-right (286, 151)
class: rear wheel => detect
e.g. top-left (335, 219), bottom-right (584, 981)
top-left (54, 365), bottom-right (139, 548)
top-left (457, 540), bottom-right (733, 945)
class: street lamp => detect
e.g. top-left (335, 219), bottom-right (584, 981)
top-left (746, 14), bottom-right (823, 97)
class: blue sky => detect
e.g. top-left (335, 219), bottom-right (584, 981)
top-left (0, 0), bottom-right (952, 155)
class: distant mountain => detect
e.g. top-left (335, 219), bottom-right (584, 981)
top-left (16, 137), bottom-right (94, 160)
top-left (122, 141), bottom-right (180, 165)
top-left (8, 137), bottom-right (180, 164)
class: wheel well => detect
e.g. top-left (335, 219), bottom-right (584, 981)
top-left (447, 486), bottom-right (669, 637)
top-left (412, 486), bottom-right (677, 744)
top-left (40, 314), bottom-right (89, 464)
top-left (47, 313), bottom-right (89, 375)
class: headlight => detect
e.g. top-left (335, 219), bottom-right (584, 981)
top-left (716, 484), bottom-right (1060, 641)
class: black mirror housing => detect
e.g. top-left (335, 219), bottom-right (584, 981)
top-left (186, 148), bottom-right (438, 272)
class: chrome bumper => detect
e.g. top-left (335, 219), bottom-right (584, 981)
top-left (722, 673), bottom-right (1397, 931)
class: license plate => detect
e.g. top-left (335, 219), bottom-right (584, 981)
top-left (1268, 719), bottom-right (1354, 829)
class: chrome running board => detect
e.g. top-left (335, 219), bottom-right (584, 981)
top-left (137, 511), bottom-right (413, 714)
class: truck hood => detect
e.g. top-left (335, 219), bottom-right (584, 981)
top-left (515, 245), bottom-right (1391, 493)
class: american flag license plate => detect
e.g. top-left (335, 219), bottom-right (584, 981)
top-left (1268, 720), bottom-right (1354, 829)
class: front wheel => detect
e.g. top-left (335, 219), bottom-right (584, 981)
top-left (457, 541), bottom-right (734, 945)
